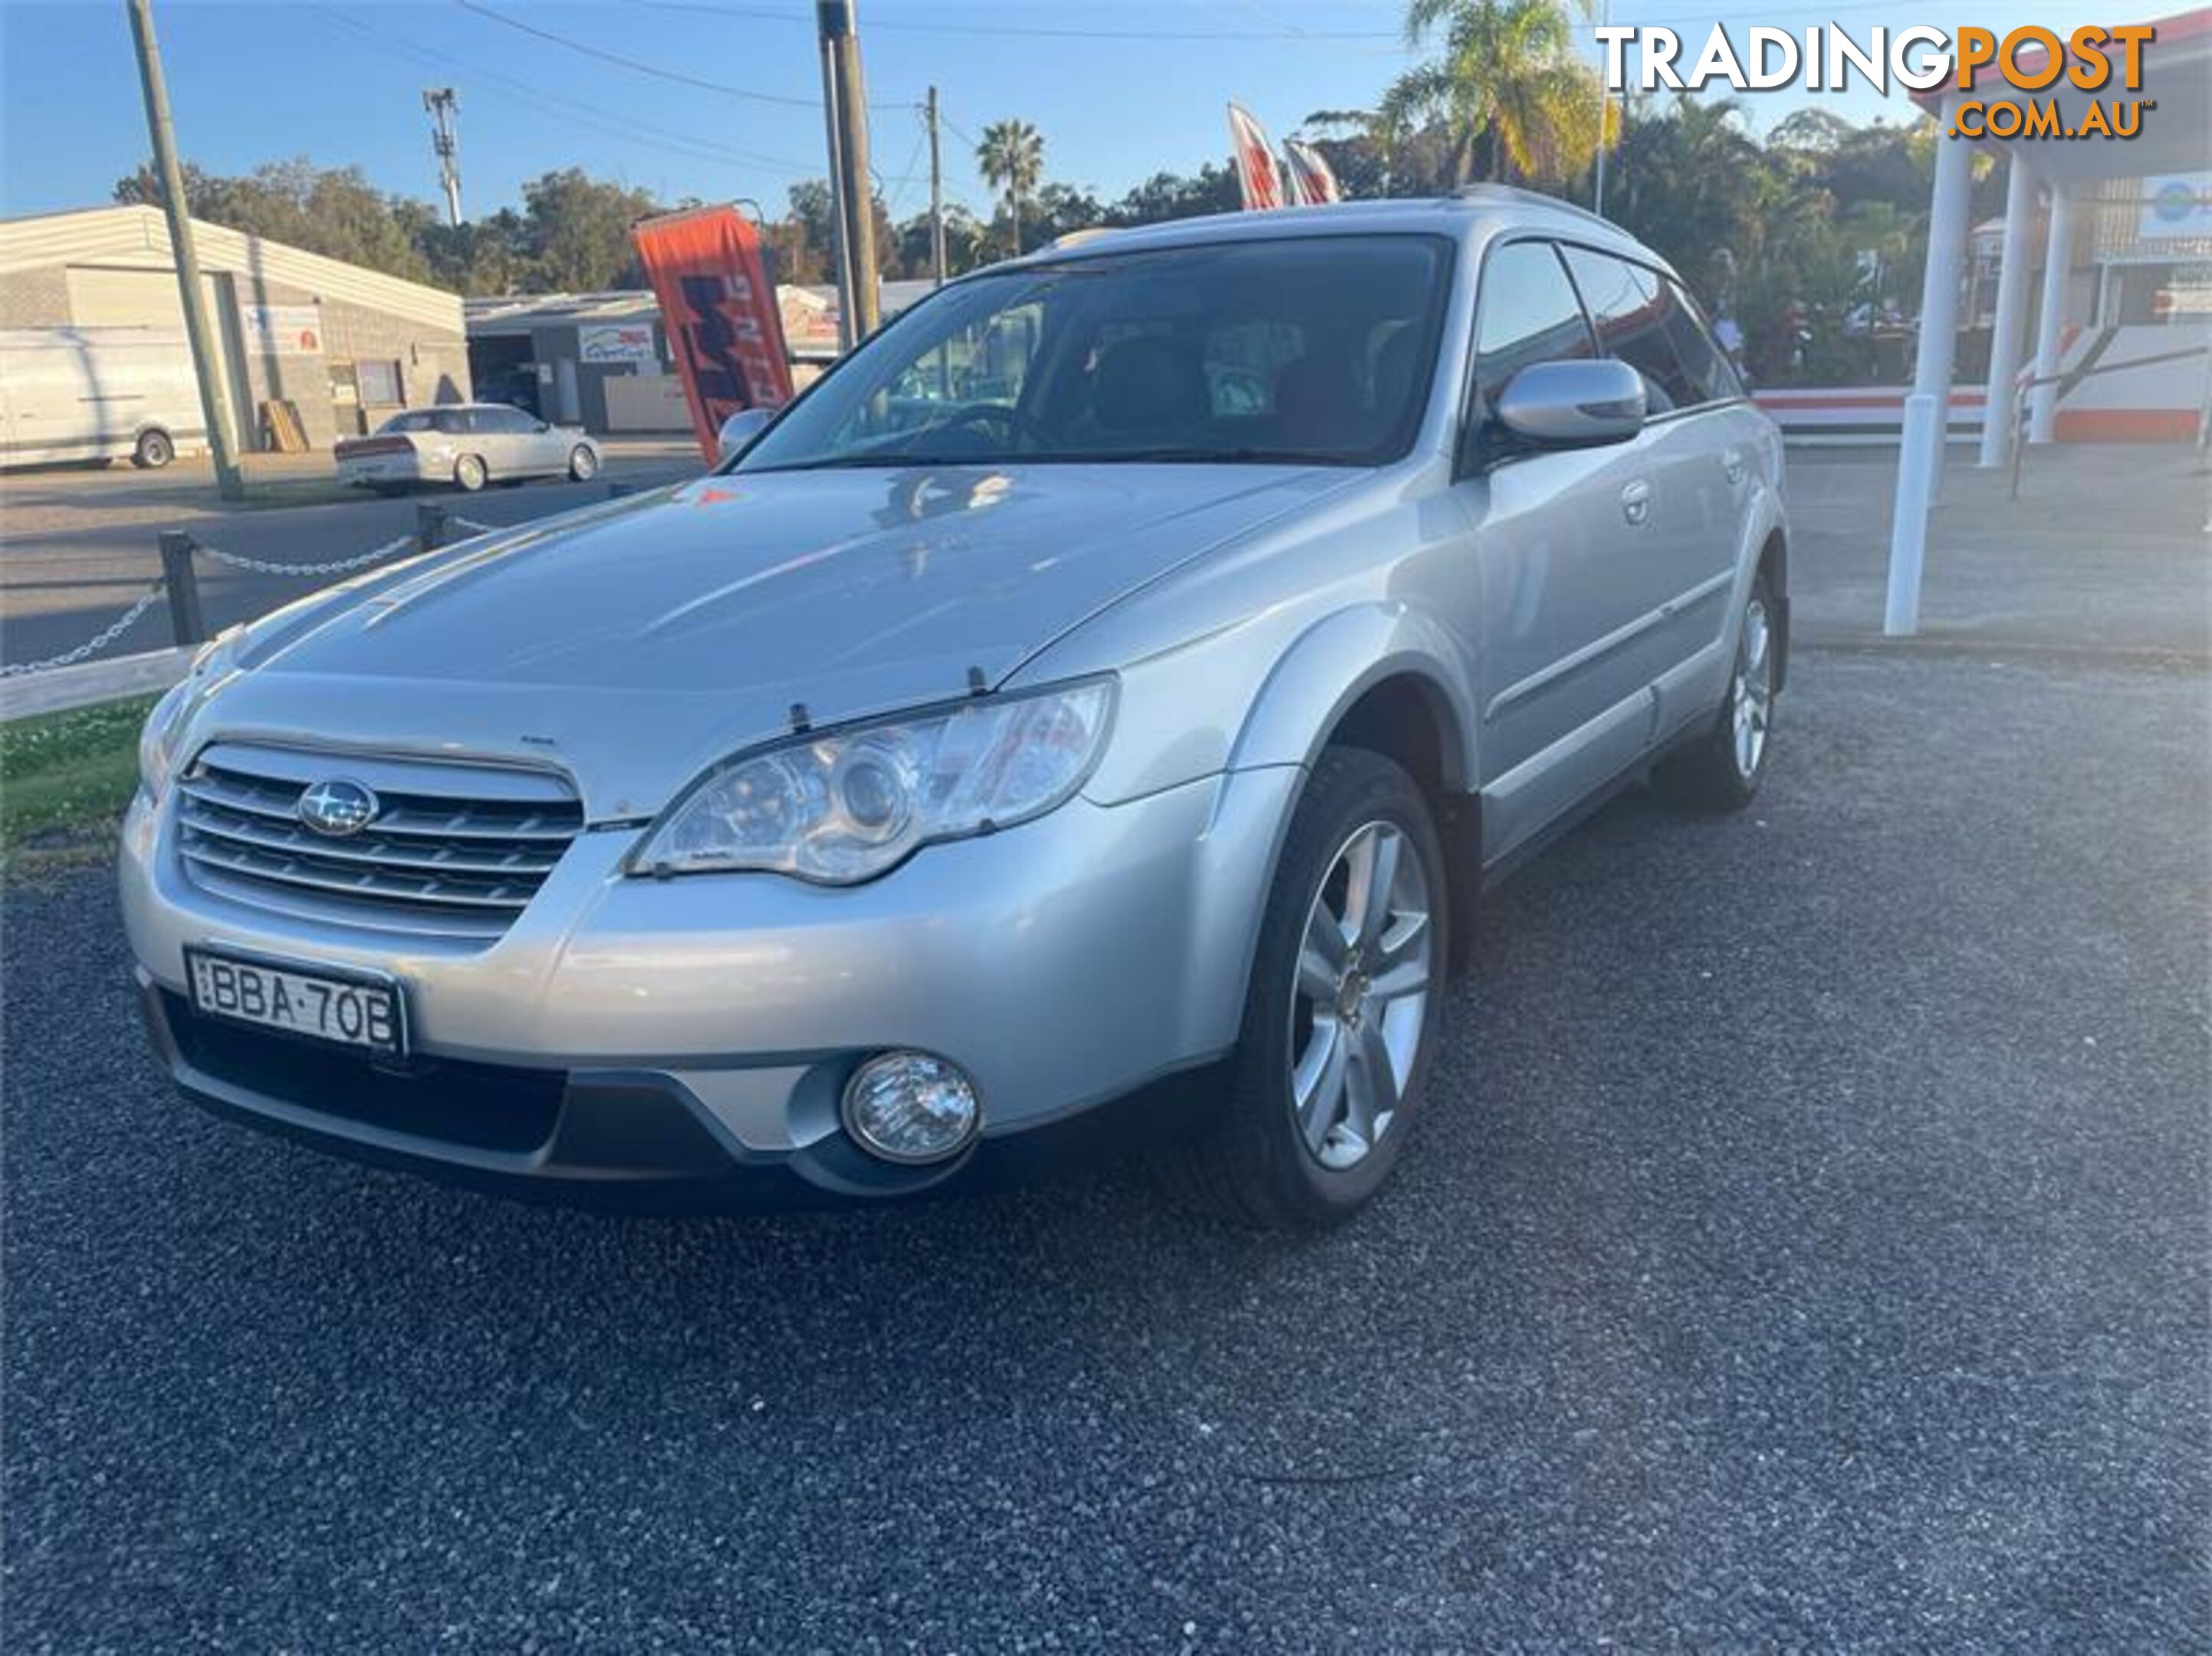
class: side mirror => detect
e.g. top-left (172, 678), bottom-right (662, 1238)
top-left (715, 406), bottom-right (774, 465)
top-left (534, 420), bottom-right (551, 432)
top-left (1494, 358), bottom-right (1646, 449)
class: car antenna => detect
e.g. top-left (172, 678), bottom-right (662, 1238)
top-left (966, 665), bottom-right (988, 696)
top-left (788, 702), bottom-right (811, 733)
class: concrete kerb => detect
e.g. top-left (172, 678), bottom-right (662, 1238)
top-left (0, 646), bottom-right (193, 721)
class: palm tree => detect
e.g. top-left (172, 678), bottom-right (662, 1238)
top-left (1383, 0), bottom-right (1615, 187)
top-left (975, 119), bottom-right (1044, 255)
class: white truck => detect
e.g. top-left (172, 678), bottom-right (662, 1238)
top-left (0, 327), bottom-right (208, 469)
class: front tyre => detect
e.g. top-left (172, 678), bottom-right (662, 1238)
top-left (132, 429), bottom-right (174, 469)
top-left (567, 444), bottom-right (599, 481)
top-left (1657, 573), bottom-right (1777, 812)
top-left (1159, 748), bottom-right (1448, 1228)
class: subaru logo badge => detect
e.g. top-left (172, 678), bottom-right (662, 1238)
top-left (297, 778), bottom-right (380, 838)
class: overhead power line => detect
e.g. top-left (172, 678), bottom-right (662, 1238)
top-left (314, 5), bottom-right (823, 176)
top-left (452, 0), bottom-right (830, 107)
top-left (627, 0), bottom-right (1401, 41)
top-left (879, 119), bottom-right (930, 216)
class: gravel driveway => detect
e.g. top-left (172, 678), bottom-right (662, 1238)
top-left (5, 649), bottom-right (2206, 1651)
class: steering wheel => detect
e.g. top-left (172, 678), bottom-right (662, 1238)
top-left (932, 402), bottom-right (1053, 449)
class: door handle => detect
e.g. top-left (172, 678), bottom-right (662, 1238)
top-left (1620, 478), bottom-right (1652, 527)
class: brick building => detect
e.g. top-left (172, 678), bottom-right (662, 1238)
top-left (0, 204), bottom-right (470, 452)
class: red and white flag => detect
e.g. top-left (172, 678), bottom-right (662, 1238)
top-left (1282, 140), bottom-right (1343, 205)
top-left (1227, 102), bottom-right (1284, 211)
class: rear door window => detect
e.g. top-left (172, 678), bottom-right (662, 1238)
top-left (1660, 279), bottom-right (1744, 404)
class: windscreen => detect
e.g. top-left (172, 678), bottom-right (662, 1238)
top-left (738, 234), bottom-right (1452, 472)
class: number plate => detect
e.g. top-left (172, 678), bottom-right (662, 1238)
top-left (185, 948), bottom-right (406, 1057)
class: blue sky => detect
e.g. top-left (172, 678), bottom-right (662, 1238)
top-left (0, 0), bottom-right (2128, 222)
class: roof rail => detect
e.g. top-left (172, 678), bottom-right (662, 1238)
top-left (1451, 182), bottom-right (1615, 231)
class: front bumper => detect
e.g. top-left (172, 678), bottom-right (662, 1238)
top-left (138, 977), bottom-right (1221, 1211)
top-left (121, 766), bottom-right (1300, 1206)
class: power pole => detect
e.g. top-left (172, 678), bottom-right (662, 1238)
top-left (125, 0), bottom-right (243, 501)
top-left (926, 85), bottom-right (946, 287)
top-left (813, 18), bottom-right (854, 350)
top-left (423, 87), bottom-right (463, 227)
top-left (815, 0), bottom-right (879, 343)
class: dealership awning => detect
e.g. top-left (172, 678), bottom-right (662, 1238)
top-left (1883, 8), bottom-right (2210, 634)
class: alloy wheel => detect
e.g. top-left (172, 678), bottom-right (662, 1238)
top-left (1731, 598), bottom-right (1773, 780)
top-left (1287, 820), bottom-right (1433, 1171)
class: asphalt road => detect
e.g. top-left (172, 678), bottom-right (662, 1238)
top-left (4, 649), bottom-right (2207, 1650)
top-left (0, 450), bottom-right (701, 670)
top-left (12, 442), bottom-right (2203, 677)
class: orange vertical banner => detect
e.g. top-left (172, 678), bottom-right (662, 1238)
top-left (631, 205), bottom-right (795, 463)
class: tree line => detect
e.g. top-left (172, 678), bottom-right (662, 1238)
top-left (115, 0), bottom-right (2007, 387)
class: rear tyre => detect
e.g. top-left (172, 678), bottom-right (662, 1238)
top-left (1157, 748), bottom-right (1448, 1228)
top-left (1657, 570), bottom-right (1777, 813)
top-left (131, 429), bottom-right (174, 469)
top-left (452, 453), bottom-right (488, 492)
top-left (567, 444), bottom-right (599, 481)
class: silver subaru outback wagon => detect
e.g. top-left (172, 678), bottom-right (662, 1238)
top-left (121, 188), bottom-right (1787, 1227)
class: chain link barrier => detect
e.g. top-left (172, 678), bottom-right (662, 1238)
top-left (1, 583), bottom-right (169, 678)
top-left (9, 481), bottom-right (631, 684)
top-left (5, 529), bottom-right (422, 683)
top-left (192, 532), bottom-right (417, 580)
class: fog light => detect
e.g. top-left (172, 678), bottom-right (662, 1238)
top-left (842, 1051), bottom-right (979, 1164)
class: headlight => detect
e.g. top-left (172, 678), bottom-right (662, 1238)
top-left (136, 679), bottom-right (193, 800)
top-left (629, 678), bottom-right (1116, 884)
top-left (136, 632), bottom-right (240, 800)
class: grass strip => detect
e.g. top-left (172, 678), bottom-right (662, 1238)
top-left (1, 694), bottom-right (156, 875)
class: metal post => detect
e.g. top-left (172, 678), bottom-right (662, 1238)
top-left (2028, 185), bottom-right (2076, 445)
top-left (1978, 156), bottom-right (2039, 469)
top-left (817, 0), bottom-right (880, 340)
top-left (158, 531), bottom-right (206, 645)
top-left (1591, 0), bottom-right (1611, 218)
top-left (1911, 94), bottom-right (1974, 499)
top-left (1885, 394), bottom-right (1939, 636)
top-left (415, 501), bottom-right (448, 552)
top-left (126, 0), bottom-right (244, 502)
top-left (926, 84), bottom-right (947, 286)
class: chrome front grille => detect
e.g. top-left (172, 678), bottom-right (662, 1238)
top-left (175, 743), bottom-right (583, 941)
